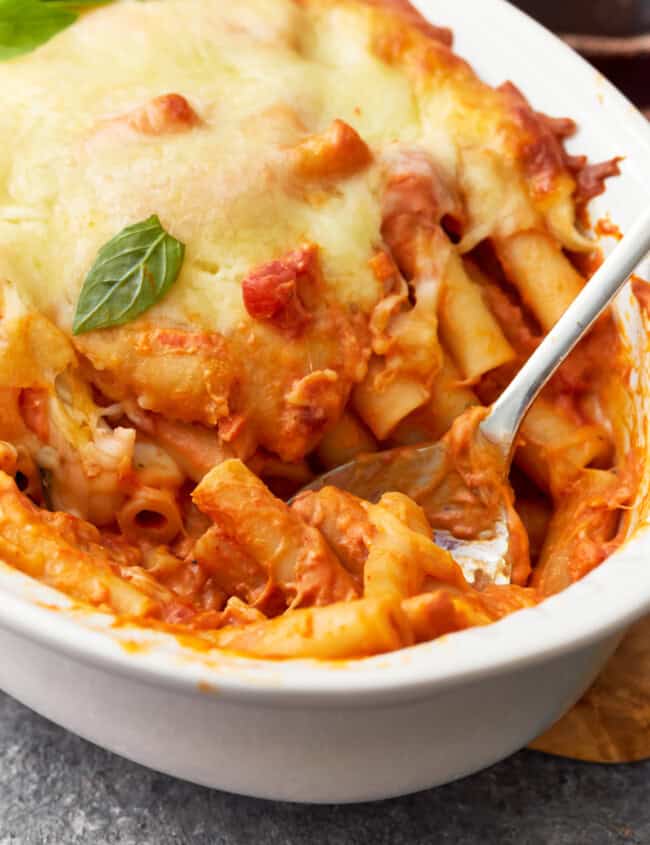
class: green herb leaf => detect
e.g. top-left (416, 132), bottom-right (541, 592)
top-left (72, 215), bottom-right (186, 335)
top-left (0, 0), bottom-right (74, 59)
top-left (0, 0), bottom-right (112, 61)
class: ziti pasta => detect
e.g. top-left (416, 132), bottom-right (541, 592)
top-left (0, 0), bottom-right (637, 659)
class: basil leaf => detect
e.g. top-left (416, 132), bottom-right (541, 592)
top-left (0, 0), bottom-right (74, 59)
top-left (72, 215), bottom-right (185, 335)
top-left (0, 0), bottom-right (113, 61)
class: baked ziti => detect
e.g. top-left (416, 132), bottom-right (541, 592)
top-left (0, 0), bottom-right (638, 659)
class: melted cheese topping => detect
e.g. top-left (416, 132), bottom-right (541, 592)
top-left (0, 0), bottom-right (583, 327)
top-left (0, 0), bottom-right (403, 330)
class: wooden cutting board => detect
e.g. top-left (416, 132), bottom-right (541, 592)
top-left (530, 615), bottom-right (650, 762)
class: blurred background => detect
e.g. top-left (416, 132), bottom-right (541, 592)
top-left (513, 0), bottom-right (650, 117)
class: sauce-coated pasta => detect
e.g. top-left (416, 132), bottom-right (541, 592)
top-left (0, 0), bottom-right (636, 659)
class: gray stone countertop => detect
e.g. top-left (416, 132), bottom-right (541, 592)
top-left (1, 692), bottom-right (649, 844)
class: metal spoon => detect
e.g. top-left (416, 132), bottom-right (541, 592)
top-left (296, 206), bottom-right (650, 584)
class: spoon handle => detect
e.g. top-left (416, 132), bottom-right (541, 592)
top-left (480, 205), bottom-right (650, 456)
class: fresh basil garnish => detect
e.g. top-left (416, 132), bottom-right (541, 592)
top-left (0, 1), bottom-right (113, 60)
top-left (72, 215), bottom-right (185, 335)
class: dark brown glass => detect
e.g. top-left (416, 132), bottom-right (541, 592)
top-left (513, 0), bottom-right (650, 37)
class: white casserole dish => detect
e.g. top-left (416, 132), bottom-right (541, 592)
top-left (1, 0), bottom-right (650, 803)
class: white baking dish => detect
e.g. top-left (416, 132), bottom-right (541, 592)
top-left (1, 0), bottom-right (650, 803)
